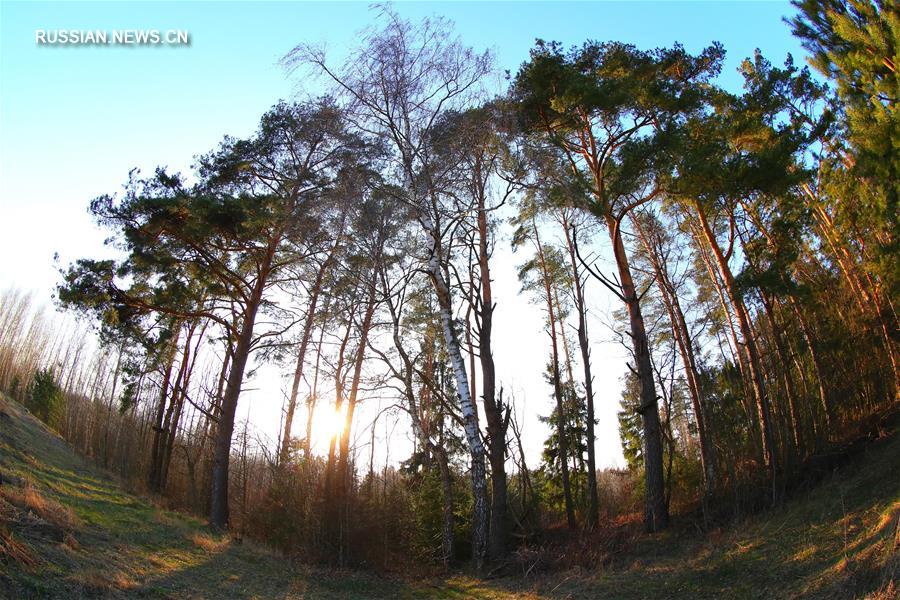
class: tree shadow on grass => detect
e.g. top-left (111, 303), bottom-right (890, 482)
top-left (132, 539), bottom-right (432, 600)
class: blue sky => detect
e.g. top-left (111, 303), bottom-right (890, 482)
top-left (0, 1), bottom-right (805, 291)
top-left (0, 1), bottom-right (807, 467)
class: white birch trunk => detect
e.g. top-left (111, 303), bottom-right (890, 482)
top-left (423, 217), bottom-right (488, 570)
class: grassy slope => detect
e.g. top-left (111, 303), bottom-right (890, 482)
top-left (0, 393), bottom-right (897, 599)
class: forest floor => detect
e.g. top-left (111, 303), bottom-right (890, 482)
top-left (0, 393), bottom-right (897, 599)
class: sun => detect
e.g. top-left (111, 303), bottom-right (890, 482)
top-left (310, 404), bottom-right (346, 451)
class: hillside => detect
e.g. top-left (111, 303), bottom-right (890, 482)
top-left (0, 393), bottom-right (897, 599)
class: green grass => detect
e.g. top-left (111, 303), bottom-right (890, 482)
top-left (1, 394), bottom-right (896, 599)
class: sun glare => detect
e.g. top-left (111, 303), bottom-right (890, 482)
top-left (311, 405), bottom-right (346, 450)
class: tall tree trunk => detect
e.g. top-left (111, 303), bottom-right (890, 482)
top-left (209, 242), bottom-right (275, 529)
top-left (732, 209), bottom-right (803, 459)
top-left (102, 347), bottom-right (123, 468)
top-left (632, 215), bottom-right (715, 498)
top-left (562, 218), bottom-right (600, 527)
top-left (690, 223), bottom-right (756, 429)
top-left (605, 215), bottom-right (668, 532)
top-left (337, 276), bottom-right (378, 506)
top-left (149, 328), bottom-right (180, 492)
top-left (161, 322), bottom-right (201, 489)
top-left (305, 320), bottom-right (327, 461)
top-left (788, 297), bottom-right (833, 435)
top-left (475, 179), bottom-right (507, 560)
top-left (426, 222), bottom-right (488, 571)
top-left (737, 201), bottom-right (832, 448)
top-left (326, 317), bottom-right (354, 497)
top-left (161, 319), bottom-right (207, 489)
top-left (383, 266), bottom-right (455, 566)
top-left (759, 291), bottom-right (802, 456)
top-left (280, 246), bottom-right (336, 465)
top-left (693, 203), bottom-right (777, 495)
top-left (812, 204), bottom-right (900, 388)
top-left (533, 222), bottom-right (576, 530)
top-left (335, 283), bottom-right (375, 567)
top-left (466, 305), bottom-right (478, 410)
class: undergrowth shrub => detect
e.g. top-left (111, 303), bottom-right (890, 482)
top-left (25, 369), bottom-right (64, 430)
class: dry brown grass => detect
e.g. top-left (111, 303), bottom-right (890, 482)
top-left (191, 530), bottom-right (230, 553)
top-left (0, 526), bottom-right (39, 568)
top-left (0, 481), bottom-right (81, 532)
top-left (70, 568), bottom-right (138, 594)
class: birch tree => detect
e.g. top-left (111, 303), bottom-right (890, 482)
top-left (285, 10), bottom-right (495, 567)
